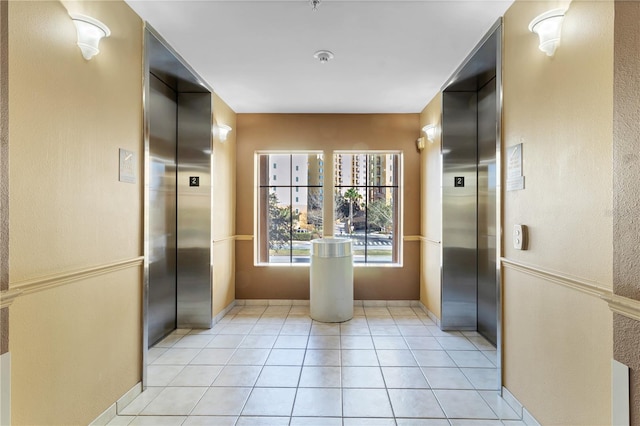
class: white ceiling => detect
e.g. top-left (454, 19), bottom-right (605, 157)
top-left (126, 0), bottom-right (513, 113)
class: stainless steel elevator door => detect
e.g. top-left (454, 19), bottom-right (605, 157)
top-left (477, 78), bottom-right (498, 346)
top-left (148, 74), bottom-right (178, 347)
top-left (176, 93), bottom-right (212, 328)
top-left (441, 91), bottom-right (478, 330)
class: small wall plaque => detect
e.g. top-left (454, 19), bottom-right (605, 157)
top-left (454, 176), bottom-right (465, 187)
top-left (189, 176), bottom-right (200, 187)
top-left (507, 143), bottom-right (525, 191)
top-left (119, 149), bottom-right (136, 184)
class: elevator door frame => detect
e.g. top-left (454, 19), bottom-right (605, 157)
top-left (439, 19), bottom-right (503, 391)
top-left (142, 24), bottom-right (214, 389)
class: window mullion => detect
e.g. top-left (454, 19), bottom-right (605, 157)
top-left (289, 154), bottom-right (293, 264)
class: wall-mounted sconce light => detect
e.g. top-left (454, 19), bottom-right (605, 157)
top-left (70, 14), bottom-right (110, 60)
top-left (416, 137), bottom-right (426, 151)
top-left (213, 124), bottom-right (232, 141)
top-left (422, 124), bottom-right (436, 143)
top-left (528, 8), bottom-right (566, 56)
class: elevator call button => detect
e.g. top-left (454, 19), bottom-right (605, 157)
top-left (454, 177), bottom-right (465, 187)
top-left (190, 176), bottom-right (200, 187)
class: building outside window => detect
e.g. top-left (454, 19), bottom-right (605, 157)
top-left (334, 152), bottom-right (401, 264)
top-left (257, 152), bottom-right (323, 264)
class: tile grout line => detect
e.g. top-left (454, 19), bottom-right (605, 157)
top-left (367, 311), bottom-right (399, 422)
top-left (286, 313), bottom-right (311, 425)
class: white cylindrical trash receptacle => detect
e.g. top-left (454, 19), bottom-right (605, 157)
top-left (310, 238), bottom-right (354, 323)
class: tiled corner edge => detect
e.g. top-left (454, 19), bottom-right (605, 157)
top-left (88, 403), bottom-right (116, 426)
top-left (523, 407), bottom-right (541, 426)
top-left (501, 386), bottom-right (523, 418)
top-left (116, 382), bottom-right (142, 413)
top-left (417, 301), bottom-right (441, 327)
top-left (501, 387), bottom-right (541, 425)
top-left (90, 382), bottom-right (141, 425)
top-left (212, 300), bottom-right (238, 325)
top-left (501, 385), bottom-right (544, 426)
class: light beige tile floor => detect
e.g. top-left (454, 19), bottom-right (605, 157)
top-left (110, 304), bottom-right (523, 426)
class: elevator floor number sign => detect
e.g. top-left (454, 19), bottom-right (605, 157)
top-left (454, 177), bottom-right (465, 187)
top-left (190, 176), bottom-right (200, 187)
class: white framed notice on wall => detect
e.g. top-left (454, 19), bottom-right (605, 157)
top-left (119, 148), bottom-right (136, 184)
top-left (506, 143), bottom-right (524, 191)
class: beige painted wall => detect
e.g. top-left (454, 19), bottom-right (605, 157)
top-left (236, 114), bottom-right (420, 300)
top-left (502, 0), bottom-right (613, 424)
top-left (419, 94), bottom-right (442, 319)
top-left (212, 94), bottom-right (237, 315)
top-left (503, 268), bottom-right (613, 425)
top-left (8, 1), bottom-right (143, 424)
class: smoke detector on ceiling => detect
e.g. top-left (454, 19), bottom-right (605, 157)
top-left (313, 50), bottom-right (334, 64)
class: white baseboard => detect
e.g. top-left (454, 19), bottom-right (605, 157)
top-left (236, 299), bottom-right (303, 306)
top-left (0, 352), bottom-right (10, 426)
top-left (236, 299), bottom-right (421, 308)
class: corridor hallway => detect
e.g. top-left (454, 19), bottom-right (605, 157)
top-left (110, 303), bottom-right (522, 426)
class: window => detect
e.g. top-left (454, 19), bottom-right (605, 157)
top-left (257, 153), bottom-right (324, 264)
top-left (334, 152), bottom-right (401, 264)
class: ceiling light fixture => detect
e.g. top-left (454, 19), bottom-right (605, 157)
top-left (313, 50), bottom-right (334, 64)
top-left (310, 0), bottom-right (321, 11)
top-left (70, 14), bottom-right (110, 60)
top-left (528, 8), bottom-right (566, 56)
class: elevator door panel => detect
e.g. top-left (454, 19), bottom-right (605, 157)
top-left (477, 78), bottom-right (497, 346)
top-left (441, 91), bottom-right (478, 330)
top-left (176, 93), bottom-right (212, 328)
top-left (148, 74), bottom-right (178, 347)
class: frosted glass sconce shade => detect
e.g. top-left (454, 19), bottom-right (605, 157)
top-left (422, 124), bottom-right (436, 142)
top-left (528, 9), bottom-right (565, 56)
top-left (214, 124), bottom-right (232, 141)
top-left (71, 14), bottom-right (110, 60)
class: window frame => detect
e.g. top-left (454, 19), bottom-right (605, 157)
top-left (254, 150), bottom-right (403, 267)
top-left (255, 151), bottom-right (324, 266)
top-left (333, 150), bottom-right (403, 266)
